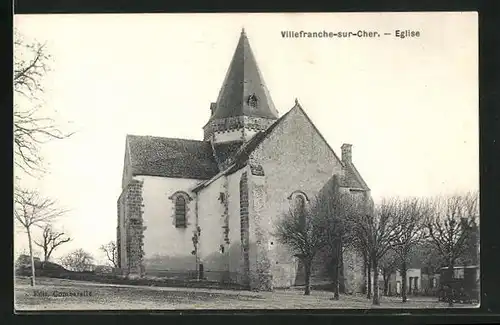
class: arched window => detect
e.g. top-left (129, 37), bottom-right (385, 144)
top-left (288, 191), bottom-right (309, 229)
top-left (175, 196), bottom-right (187, 228)
top-left (293, 195), bottom-right (306, 228)
top-left (169, 191), bottom-right (192, 229)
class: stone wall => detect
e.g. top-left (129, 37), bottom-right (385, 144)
top-left (343, 247), bottom-right (365, 294)
top-left (248, 105), bottom-right (346, 288)
top-left (203, 116), bottom-right (276, 141)
top-left (116, 225), bottom-right (121, 269)
top-left (239, 171), bottom-right (251, 287)
top-left (248, 165), bottom-right (273, 291)
top-left (123, 179), bottom-right (145, 277)
top-left (220, 175), bottom-right (231, 282)
top-left (117, 193), bottom-right (124, 269)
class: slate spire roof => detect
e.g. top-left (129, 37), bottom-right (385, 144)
top-left (210, 28), bottom-right (279, 121)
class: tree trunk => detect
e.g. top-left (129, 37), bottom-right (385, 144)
top-left (333, 240), bottom-right (341, 300)
top-left (27, 227), bottom-right (36, 287)
top-left (333, 261), bottom-right (340, 300)
top-left (447, 261), bottom-right (455, 307)
top-left (333, 268), bottom-right (340, 300)
top-left (382, 271), bottom-right (390, 296)
top-left (339, 253), bottom-right (346, 294)
top-left (362, 257), bottom-right (367, 295)
top-left (401, 261), bottom-right (408, 303)
top-left (372, 258), bottom-right (380, 305)
top-left (304, 260), bottom-right (312, 296)
top-left (367, 259), bottom-right (372, 299)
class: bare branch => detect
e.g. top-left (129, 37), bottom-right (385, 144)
top-left (14, 188), bottom-right (67, 230)
top-left (425, 191), bottom-right (479, 269)
top-left (33, 223), bottom-right (71, 261)
top-left (13, 28), bottom-right (75, 178)
top-left (99, 241), bottom-right (118, 268)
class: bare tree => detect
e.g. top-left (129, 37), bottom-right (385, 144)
top-left (315, 175), bottom-right (367, 300)
top-left (14, 189), bottom-right (67, 286)
top-left (348, 197), bottom-right (401, 305)
top-left (33, 223), bottom-right (71, 262)
top-left (60, 249), bottom-right (95, 272)
top-left (14, 28), bottom-right (73, 179)
top-left (425, 191), bottom-right (479, 306)
top-left (418, 241), bottom-right (444, 275)
top-left (379, 249), bottom-right (398, 296)
top-left (390, 197), bottom-right (430, 302)
top-left (100, 241), bottom-right (118, 268)
top-left (362, 247), bottom-right (371, 298)
top-left (275, 199), bottom-right (325, 295)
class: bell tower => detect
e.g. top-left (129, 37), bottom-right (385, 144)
top-left (203, 28), bottom-right (279, 144)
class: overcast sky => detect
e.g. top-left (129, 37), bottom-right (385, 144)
top-left (14, 12), bottom-right (478, 263)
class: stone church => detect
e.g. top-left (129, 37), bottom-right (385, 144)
top-left (117, 29), bottom-right (370, 291)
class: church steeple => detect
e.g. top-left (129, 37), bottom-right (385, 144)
top-left (211, 28), bottom-right (279, 121)
top-left (203, 29), bottom-right (279, 142)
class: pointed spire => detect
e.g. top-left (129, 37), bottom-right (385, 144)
top-left (210, 30), bottom-right (279, 121)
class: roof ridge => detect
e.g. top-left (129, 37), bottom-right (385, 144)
top-left (127, 134), bottom-right (207, 143)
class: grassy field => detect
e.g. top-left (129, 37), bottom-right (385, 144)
top-left (14, 276), bottom-right (477, 311)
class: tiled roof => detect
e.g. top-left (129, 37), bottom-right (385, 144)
top-left (126, 106), bottom-right (369, 191)
top-left (212, 141), bottom-right (243, 167)
top-left (126, 135), bottom-right (219, 180)
top-left (342, 163), bottom-right (369, 190)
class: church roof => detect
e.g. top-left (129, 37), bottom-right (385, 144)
top-left (320, 169), bottom-right (369, 198)
top-left (209, 29), bottom-right (279, 121)
top-left (126, 135), bottom-right (219, 180)
top-left (193, 102), bottom-right (370, 192)
top-left (342, 163), bottom-right (369, 190)
top-left (212, 141), bottom-right (243, 168)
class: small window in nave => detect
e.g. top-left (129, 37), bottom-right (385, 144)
top-left (175, 196), bottom-right (187, 228)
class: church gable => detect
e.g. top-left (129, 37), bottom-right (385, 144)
top-left (267, 103), bottom-right (343, 164)
top-left (246, 103), bottom-right (369, 191)
top-left (192, 102), bottom-right (369, 194)
top-left (249, 102), bottom-right (344, 179)
top-left (121, 139), bottom-right (133, 189)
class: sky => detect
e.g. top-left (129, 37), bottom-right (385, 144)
top-left (13, 12), bottom-right (478, 263)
